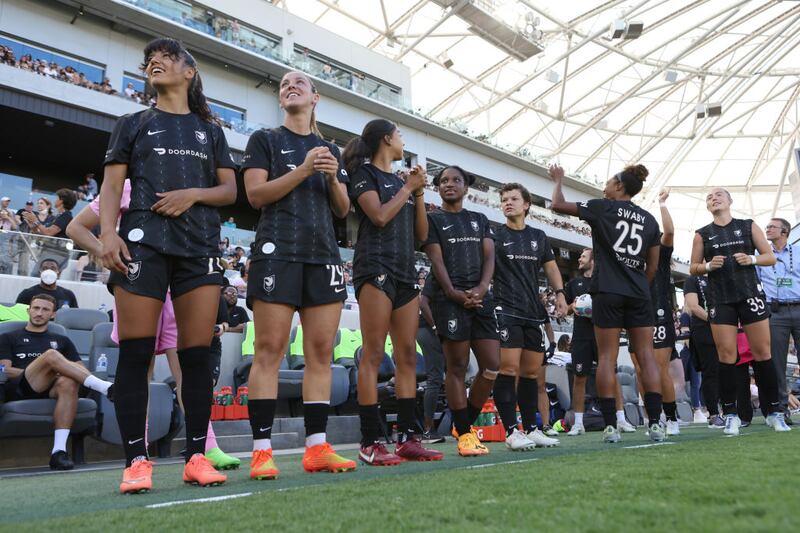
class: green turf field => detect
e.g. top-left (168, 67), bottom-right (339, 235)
top-left (2, 422), bottom-right (798, 532)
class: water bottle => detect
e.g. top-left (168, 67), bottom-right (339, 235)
top-left (96, 353), bottom-right (108, 379)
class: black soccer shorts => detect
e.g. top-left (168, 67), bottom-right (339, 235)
top-left (247, 258), bottom-right (347, 309)
top-left (570, 337), bottom-right (598, 376)
top-left (108, 242), bottom-right (224, 300)
top-left (592, 293), bottom-right (654, 329)
top-left (354, 274), bottom-right (419, 309)
top-left (708, 296), bottom-right (770, 326)
top-left (431, 297), bottom-right (499, 342)
top-left (497, 314), bottom-right (546, 352)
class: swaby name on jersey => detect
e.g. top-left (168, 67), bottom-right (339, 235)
top-left (617, 207), bottom-right (646, 224)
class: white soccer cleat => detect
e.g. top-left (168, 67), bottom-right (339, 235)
top-left (603, 425), bottom-right (621, 443)
top-left (527, 428), bottom-right (559, 447)
top-left (723, 414), bottom-right (741, 436)
top-left (766, 413), bottom-right (792, 433)
top-left (617, 419), bottom-right (637, 433)
top-left (665, 420), bottom-right (680, 436)
top-left (505, 428), bottom-right (537, 451)
top-left (649, 423), bottom-right (666, 442)
top-left (693, 410), bottom-right (707, 424)
top-left (567, 423), bottom-right (585, 436)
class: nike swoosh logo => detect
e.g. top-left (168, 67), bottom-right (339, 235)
top-left (128, 438), bottom-right (143, 445)
top-left (192, 436), bottom-right (206, 441)
top-left (259, 427), bottom-right (271, 432)
top-left (757, 311), bottom-right (765, 316)
top-left (359, 451), bottom-right (375, 463)
top-left (709, 235), bottom-right (718, 240)
top-left (335, 287), bottom-right (345, 293)
top-left (384, 184), bottom-right (394, 188)
top-left (147, 129), bottom-right (166, 136)
top-left (503, 242), bottom-right (513, 246)
top-left (281, 149), bottom-right (295, 154)
top-left (442, 225), bottom-right (454, 230)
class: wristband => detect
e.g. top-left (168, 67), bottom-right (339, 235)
top-left (659, 202), bottom-right (667, 207)
top-left (750, 255), bottom-right (757, 266)
top-left (705, 262), bottom-right (712, 273)
top-left (415, 192), bottom-right (424, 198)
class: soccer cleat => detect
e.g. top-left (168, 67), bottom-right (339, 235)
top-left (303, 443), bottom-right (356, 473)
top-left (205, 447), bottom-right (241, 470)
top-left (120, 457), bottom-right (153, 494)
top-left (249, 449), bottom-right (279, 480)
top-left (665, 420), bottom-right (681, 436)
top-left (649, 423), bottom-right (666, 442)
top-left (693, 410), bottom-right (708, 424)
top-left (421, 431), bottom-right (446, 444)
top-left (707, 414), bottom-right (725, 429)
top-left (766, 413), bottom-right (792, 433)
top-left (49, 450), bottom-right (74, 471)
top-left (396, 435), bottom-right (444, 461)
top-left (723, 414), bottom-right (741, 436)
top-left (359, 442), bottom-right (403, 466)
top-left (740, 420), bottom-right (751, 428)
top-left (542, 425), bottom-right (559, 437)
top-left (617, 419), bottom-right (637, 433)
top-left (457, 430), bottom-right (489, 457)
top-left (567, 423), bottom-right (585, 436)
top-left (602, 425), bottom-right (621, 443)
top-left (505, 428), bottom-right (536, 451)
top-left (527, 428), bottom-right (559, 447)
top-left (784, 412), bottom-right (793, 426)
top-left (183, 453), bottom-right (227, 487)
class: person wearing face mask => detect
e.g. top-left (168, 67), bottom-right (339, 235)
top-left (15, 258), bottom-right (78, 309)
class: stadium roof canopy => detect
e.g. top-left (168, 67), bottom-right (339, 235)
top-left (275, 0), bottom-right (800, 256)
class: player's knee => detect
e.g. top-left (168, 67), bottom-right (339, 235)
top-left (481, 368), bottom-right (499, 381)
top-left (41, 349), bottom-right (61, 364)
top-left (499, 363), bottom-right (519, 376)
top-left (53, 376), bottom-right (78, 395)
top-left (254, 337), bottom-right (287, 359)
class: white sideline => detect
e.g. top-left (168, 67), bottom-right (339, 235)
top-left (146, 492), bottom-right (253, 509)
top-left (465, 458), bottom-right (538, 469)
top-left (622, 442), bottom-right (675, 449)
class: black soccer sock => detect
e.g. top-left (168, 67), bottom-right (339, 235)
top-left (248, 398), bottom-right (277, 442)
top-left (466, 401), bottom-right (482, 427)
top-left (396, 397), bottom-right (419, 443)
top-left (359, 403), bottom-right (381, 446)
top-left (115, 337), bottom-right (156, 466)
top-left (644, 392), bottom-right (663, 427)
top-left (492, 373), bottom-right (518, 435)
top-left (599, 397), bottom-right (616, 428)
top-left (517, 377), bottom-right (540, 431)
top-left (718, 362), bottom-right (738, 415)
top-left (178, 346), bottom-right (213, 461)
top-left (304, 402), bottom-right (329, 440)
top-left (663, 401), bottom-right (678, 422)
top-left (752, 360), bottom-right (781, 415)
top-left (452, 407), bottom-right (471, 436)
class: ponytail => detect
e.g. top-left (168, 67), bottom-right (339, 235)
top-left (615, 164), bottom-right (648, 197)
top-left (187, 72), bottom-right (215, 124)
top-left (342, 118), bottom-right (397, 177)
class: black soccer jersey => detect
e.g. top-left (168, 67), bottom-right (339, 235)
top-left (493, 224), bottom-right (553, 322)
top-left (577, 199), bottom-right (660, 300)
top-left (696, 218), bottom-right (763, 305)
top-left (651, 245), bottom-right (676, 322)
top-left (242, 127), bottom-right (349, 265)
top-left (0, 328), bottom-right (79, 370)
top-left (350, 164), bottom-right (417, 285)
top-left (683, 275), bottom-right (711, 331)
top-left (423, 208), bottom-right (492, 299)
top-left (564, 275), bottom-right (594, 342)
top-left (104, 108), bottom-right (236, 258)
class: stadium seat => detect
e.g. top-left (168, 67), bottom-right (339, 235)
top-left (0, 320), bottom-right (96, 464)
top-left (332, 328), bottom-right (361, 368)
top-left (87, 322), bottom-right (176, 451)
top-left (55, 308), bottom-right (109, 364)
top-left (617, 366), bottom-right (643, 426)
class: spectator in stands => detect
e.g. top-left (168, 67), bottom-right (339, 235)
top-left (233, 246), bottom-right (247, 265)
top-left (124, 82), bottom-right (136, 99)
top-left (0, 294), bottom-right (114, 470)
top-left (0, 196), bottom-right (17, 230)
top-left (28, 190), bottom-right (76, 240)
top-left (15, 258), bottom-right (78, 309)
top-left (77, 173), bottom-right (99, 200)
top-left (12, 200), bottom-right (35, 276)
top-left (20, 197), bottom-right (53, 232)
top-left (222, 216), bottom-right (236, 228)
top-left (222, 286), bottom-right (249, 333)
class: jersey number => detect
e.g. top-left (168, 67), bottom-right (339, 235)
top-left (613, 221), bottom-right (644, 255)
top-left (326, 265), bottom-right (344, 287)
top-left (746, 297), bottom-right (765, 313)
top-left (653, 326), bottom-right (667, 343)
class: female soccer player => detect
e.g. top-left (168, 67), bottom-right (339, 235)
top-left (492, 183), bottom-right (565, 450)
top-left (67, 181), bottom-right (240, 471)
top-left (690, 187), bottom-right (790, 434)
top-left (99, 38), bottom-right (237, 493)
top-left (242, 71), bottom-right (355, 478)
top-left (423, 166), bottom-right (500, 456)
top-left (550, 163), bottom-right (665, 443)
top-left (343, 119), bottom-right (442, 465)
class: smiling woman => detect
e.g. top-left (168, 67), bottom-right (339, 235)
top-left (97, 37), bottom-right (237, 494)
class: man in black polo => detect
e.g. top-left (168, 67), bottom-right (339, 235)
top-left (0, 294), bottom-right (113, 469)
top-left (15, 258), bottom-right (78, 309)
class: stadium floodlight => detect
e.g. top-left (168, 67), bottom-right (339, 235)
top-left (610, 19), bottom-right (644, 39)
top-left (545, 69), bottom-right (560, 83)
top-left (438, 52), bottom-right (454, 69)
top-left (696, 103), bottom-right (723, 119)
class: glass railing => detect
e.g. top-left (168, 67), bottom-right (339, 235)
top-left (0, 230), bottom-right (95, 281)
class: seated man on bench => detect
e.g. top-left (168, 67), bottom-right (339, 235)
top-left (0, 294), bottom-right (114, 470)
